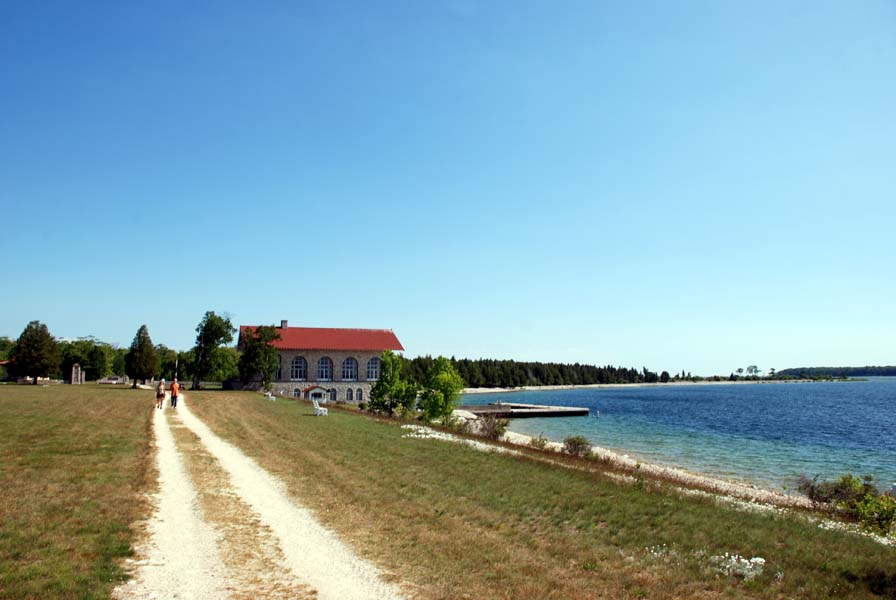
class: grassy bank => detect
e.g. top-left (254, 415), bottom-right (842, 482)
top-left (0, 385), bottom-right (153, 599)
top-left (188, 392), bottom-right (896, 599)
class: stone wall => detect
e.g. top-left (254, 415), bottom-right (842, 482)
top-left (271, 350), bottom-right (381, 404)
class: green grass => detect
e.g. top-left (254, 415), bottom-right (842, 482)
top-left (189, 392), bottom-right (896, 599)
top-left (1, 385), bottom-right (893, 599)
top-left (0, 385), bottom-right (153, 599)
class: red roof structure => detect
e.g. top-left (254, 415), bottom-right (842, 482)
top-left (239, 323), bottom-right (404, 352)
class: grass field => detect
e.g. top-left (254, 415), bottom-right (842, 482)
top-left (1, 385), bottom-right (894, 599)
top-left (189, 391), bottom-right (896, 600)
top-left (0, 385), bottom-right (153, 599)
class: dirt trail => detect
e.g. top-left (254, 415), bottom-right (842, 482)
top-left (114, 398), bottom-right (232, 599)
top-left (116, 394), bottom-right (405, 600)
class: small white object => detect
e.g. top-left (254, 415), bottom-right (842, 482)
top-left (312, 398), bottom-right (329, 416)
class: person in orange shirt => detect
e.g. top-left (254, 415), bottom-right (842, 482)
top-left (170, 378), bottom-right (180, 409)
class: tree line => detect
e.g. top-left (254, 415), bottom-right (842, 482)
top-left (1, 313), bottom-right (243, 387)
top-left (400, 356), bottom-right (661, 388)
top-left (776, 366), bottom-right (896, 378)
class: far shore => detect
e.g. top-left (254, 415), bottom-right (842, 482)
top-left (463, 377), bottom-right (834, 395)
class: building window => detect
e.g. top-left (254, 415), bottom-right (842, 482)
top-left (342, 357), bottom-right (357, 381)
top-left (276, 356), bottom-right (282, 381)
top-left (317, 357), bottom-right (333, 381)
top-left (290, 356), bottom-right (307, 381)
top-left (367, 357), bottom-right (381, 380)
top-left (329, 388), bottom-right (337, 402)
top-left (346, 388), bottom-right (353, 402)
top-left (357, 388), bottom-right (363, 402)
top-left (293, 388), bottom-right (301, 398)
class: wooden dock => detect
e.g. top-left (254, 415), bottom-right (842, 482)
top-left (461, 402), bottom-right (589, 419)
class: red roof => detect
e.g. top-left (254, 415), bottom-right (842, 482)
top-left (240, 326), bottom-right (404, 352)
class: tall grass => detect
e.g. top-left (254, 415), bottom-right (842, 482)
top-left (188, 392), bottom-right (896, 599)
top-left (0, 385), bottom-right (153, 599)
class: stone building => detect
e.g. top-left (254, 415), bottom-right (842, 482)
top-left (238, 321), bottom-right (404, 403)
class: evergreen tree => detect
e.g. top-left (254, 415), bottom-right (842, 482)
top-left (11, 320), bottom-right (61, 384)
top-left (125, 325), bottom-right (159, 387)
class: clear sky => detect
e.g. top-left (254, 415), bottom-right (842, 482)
top-left (1, 1), bottom-right (894, 376)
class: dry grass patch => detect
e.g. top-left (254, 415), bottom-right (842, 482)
top-left (188, 392), bottom-right (896, 599)
top-left (166, 411), bottom-right (315, 599)
top-left (0, 384), bottom-right (154, 599)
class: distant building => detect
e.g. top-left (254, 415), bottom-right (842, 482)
top-left (238, 321), bottom-right (404, 403)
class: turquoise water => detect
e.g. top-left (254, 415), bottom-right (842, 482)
top-left (462, 378), bottom-right (896, 492)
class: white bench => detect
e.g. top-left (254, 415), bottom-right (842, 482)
top-left (265, 391), bottom-right (276, 401)
top-left (312, 398), bottom-right (328, 416)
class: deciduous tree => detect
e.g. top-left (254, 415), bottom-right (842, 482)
top-left (192, 311), bottom-right (236, 389)
top-left (11, 320), bottom-right (61, 384)
top-left (0, 336), bottom-right (14, 361)
top-left (238, 325), bottom-right (281, 390)
top-left (420, 356), bottom-right (465, 424)
top-left (369, 350), bottom-right (418, 415)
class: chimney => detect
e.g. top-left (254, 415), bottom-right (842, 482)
top-left (280, 320), bottom-right (288, 329)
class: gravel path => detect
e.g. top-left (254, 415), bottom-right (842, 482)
top-left (114, 398), bottom-right (232, 599)
top-left (177, 397), bottom-right (404, 600)
top-left (118, 394), bottom-right (405, 600)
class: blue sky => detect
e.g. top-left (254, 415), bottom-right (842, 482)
top-left (1, 1), bottom-right (894, 375)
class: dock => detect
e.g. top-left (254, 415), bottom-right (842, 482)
top-left (461, 402), bottom-right (589, 419)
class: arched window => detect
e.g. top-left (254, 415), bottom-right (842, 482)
top-left (329, 388), bottom-right (337, 402)
top-left (342, 357), bottom-right (357, 381)
top-left (317, 357), bottom-right (333, 381)
top-left (367, 357), bottom-right (381, 380)
top-left (290, 356), bottom-right (307, 381)
top-left (356, 388), bottom-right (363, 402)
top-left (346, 388), bottom-right (353, 402)
top-left (293, 388), bottom-right (301, 398)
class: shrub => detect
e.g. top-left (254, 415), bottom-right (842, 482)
top-left (856, 493), bottom-right (896, 535)
top-left (358, 402), bottom-right (367, 411)
top-left (563, 435), bottom-right (592, 458)
top-left (529, 434), bottom-right (548, 450)
top-left (799, 473), bottom-right (896, 535)
top-left (478, 414), bottom-right (508, 440)
top-left (798, 473), bottom-right (876, 510)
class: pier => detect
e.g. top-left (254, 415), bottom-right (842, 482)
top-left (462, 402), bottom-right (589, 419)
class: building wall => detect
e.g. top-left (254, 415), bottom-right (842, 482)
top-left (270, 350), bottom-right (381, 403)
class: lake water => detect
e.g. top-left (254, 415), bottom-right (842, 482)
top-left (462, 378), bottom-right (896, 492)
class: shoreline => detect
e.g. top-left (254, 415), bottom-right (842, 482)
top-left (463, 378), bottom-right (829, 395)
top-left (452, 411), bottom-right (811, 509)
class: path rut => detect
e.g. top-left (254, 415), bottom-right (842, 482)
top-left (116, 394), bottom-right (405, 600)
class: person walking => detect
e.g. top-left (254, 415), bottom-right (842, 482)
top-left (156, 380), bottom-right (165, 410)
top-left (170, 378), bottom-right (180, 409)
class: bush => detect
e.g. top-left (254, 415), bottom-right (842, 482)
top-left (448, 416), bottom-right (472, 435)
top-left (563, 435), bottom-right (591, 458)
top-left (529, 434), bottom-right (548, 450)
top-left (478, 414), bottom-right (508, 440)
top-left (798, 473), bottom-right (895, 535)
top-left (856, 493), bottom-right (896, 535)
top-left (358, 402), bottom-right (367, 411)
top-left (797, 473), bottom-right (876, 510)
